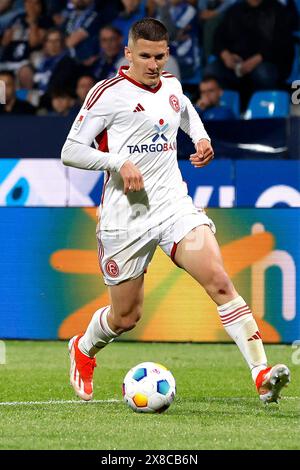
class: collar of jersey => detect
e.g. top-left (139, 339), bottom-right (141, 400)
top-left (118, 66), bottom-right (162, 93)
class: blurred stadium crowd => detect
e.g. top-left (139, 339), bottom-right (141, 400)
top-left (0, 0), bottom-right (299, 119)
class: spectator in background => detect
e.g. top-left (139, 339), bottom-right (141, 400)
top-left (0, 0), bottom-right (53, 71)
top-left (16, 63), bottom-right (35, 90)
top-left (198, 0), bottom-right (236, 64)
top-left (278, 0), bottom-right (299, 32)
top-left (0, 0), bottom-right (24, 36)
top-left (75, 74), bottom-right (96, 106)
top-left (45, 1), bottom-right (69, 27)
top-left (94, 0), bottom-right (123, 25)
top-left (35, 28), bottom-right (79, 109)
top-left (195, 75), bottom-right (236, 119)
top-left (62, 0), bottom-right (102, 64)
top-left (90, 26), bottom-right (124, 80)
top-left (52, 0), bottom-right (122, 28)
top-left (16, 63), bottom-right (41, 106)
top-left (204, 0), bottom-right (294, 109)
top-left (0, 69), bottom-right (36, 113)
top-left (112, 0), bottom-right (146, 45)
top-left (153, 0), bottom-right (201, 92)
top-left (44, 0), bottom-right (67, 19)
top-left (49, 88), bottom-right (78, 116)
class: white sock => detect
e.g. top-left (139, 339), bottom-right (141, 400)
top-left (78, 306), bottom-right (118, 357)
top-left (217, 296), bottom-right (267, 382)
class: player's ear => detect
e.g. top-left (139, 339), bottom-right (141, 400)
top-left (125, 46), bottom-right (132, 63)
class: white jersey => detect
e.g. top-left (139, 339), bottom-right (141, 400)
top-left (63, 66), bottom-right (210, 231)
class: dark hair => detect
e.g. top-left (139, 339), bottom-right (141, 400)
top-left (25, 0), bottom-right (46, 16)
top-left (201, 75), bottom-right (221, 86)
top-left (128, 18), bottom-right (169, 44)
top-left (100, 25), bottom-right (123, 38)
top-left (77, 74), bottom-right (97, 84)
top-left (51, 88), bottom-right (76, 99)
top-left (45, 27), bottom-right (65, 43)
top-left (0, 70), bottom-right (15, 81)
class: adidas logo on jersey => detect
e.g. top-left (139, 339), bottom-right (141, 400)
top-left (133, 103), bottom-right (145, 112)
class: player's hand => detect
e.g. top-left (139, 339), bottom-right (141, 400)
top-left (189, 139), bottom-right (214, 168)
top-left (119, 161), bottom-right (144, 194)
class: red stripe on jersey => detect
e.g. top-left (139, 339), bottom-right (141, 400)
top-left (85, 79), bottom-right (109, 109)
top-left (85, 77), bottom-right (123, 110)
top-left (170, 242), bottom-right (181, 268)
top-left (170, 242), bottom-right (177, 261)
top-left (101, 171), bottom-right (110, 206)
top-left (86, 77), bottom-right (124, 110)
top-left (85, 75), bottom-right (121, 108)
top-left (97, 240), bottom-right (104, 271)
top-left (96, 129), bottom-right (110, 207)
top-left (95, 128), bottom-right (108, 152)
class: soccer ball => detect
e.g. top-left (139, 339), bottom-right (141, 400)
top-left (122, 362), bottom-right (176, 413)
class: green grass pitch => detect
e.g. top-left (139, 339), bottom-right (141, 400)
top-left (0, 341), bottom-right (299, 450)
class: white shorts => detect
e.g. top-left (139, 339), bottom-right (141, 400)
top-left (96, 208), bottom-right (216, 286)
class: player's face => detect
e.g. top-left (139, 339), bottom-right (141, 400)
top-left (125, 39), bottom-right (169, 87)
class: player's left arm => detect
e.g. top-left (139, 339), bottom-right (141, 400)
top-left (180, 94), bottom-right (214, 168)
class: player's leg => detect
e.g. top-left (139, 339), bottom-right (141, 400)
top-left (69, 225), bottom-right (158, 401)
top-left (174, 225), bottom-right (237, 304)
top-left (173, 224), bottom-right (290, 403)
top-left (69, 274), bottom-right (144, 401)
top-left (79, 274), bottom-right (144, 357)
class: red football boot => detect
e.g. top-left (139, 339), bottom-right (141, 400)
top-left (256, 364), bottom-right (290, 404)
top-left (69, 335), bottom-right (96, 401)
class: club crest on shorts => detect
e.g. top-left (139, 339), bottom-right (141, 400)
top-left (169, 94), bottom-right (180, 113)
top-left (105, 259), bottom-right (119, 277)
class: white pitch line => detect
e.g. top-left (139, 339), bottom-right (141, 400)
top-left (205, 397), bottom-right (300, 401)
top-left (0, 399), bottom-right (122, 406)
top-left (0, 397), bottom-right (298, 407)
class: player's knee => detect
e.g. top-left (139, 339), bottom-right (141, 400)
top-left (114, 307), bottom-right (142, 332)
top-left (206, 268), bottom-right (234, 297)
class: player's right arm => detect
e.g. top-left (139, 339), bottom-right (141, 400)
top-left (61, 82), bottom-right (143, 193)
top-left (61, 93), bottom-right (128, 173)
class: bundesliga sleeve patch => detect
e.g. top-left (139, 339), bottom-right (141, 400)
top-left (73, 111), bottom-right (86, 131)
